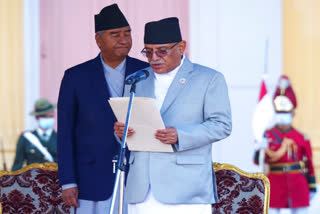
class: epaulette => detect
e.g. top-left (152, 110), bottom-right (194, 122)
top-left (303, 132), bottom-right (310, 140)
top-left (264, 128), bottom-right (275, 136)
top-left (296, 129), bottom-right (310, 140)
top-left (20, 130), bottom-right (34, 136)
top-left (264, 128), bottom-right (272, 135)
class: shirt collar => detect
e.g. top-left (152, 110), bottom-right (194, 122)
top-left (100, 53), bottom-right (126, 75)
top-left (36, 128), bottom-right (52, 137)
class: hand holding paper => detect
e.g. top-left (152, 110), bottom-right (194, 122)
top-left (109, 97), bottom-right (173, 152)
top-left (155, 127), bottom-right (178, 145)
top-left (114, 121), bottom-right (135, 138)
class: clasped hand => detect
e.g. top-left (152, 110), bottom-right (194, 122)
top-left (266, 138), bottom-right (296, 162)
top-left (114, 122), bottom-right (178, 144)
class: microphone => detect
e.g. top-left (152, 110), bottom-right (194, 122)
top-left (125, 70), bottom-right (149, 85)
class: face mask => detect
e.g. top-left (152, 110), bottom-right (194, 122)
top-left (275, 113), bottom-right (293, 125)
top-left (38, 118), bottom-right (55, 130)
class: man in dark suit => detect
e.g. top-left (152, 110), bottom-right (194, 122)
top-left (57, 4), bottom-right (148, 214)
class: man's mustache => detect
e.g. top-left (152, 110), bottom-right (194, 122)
top-left (150, 60), bottom-right (164, 65)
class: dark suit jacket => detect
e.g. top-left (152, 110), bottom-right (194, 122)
top-left (57, 55), bottom-right (148, 201)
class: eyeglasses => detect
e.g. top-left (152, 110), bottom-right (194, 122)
top-left (141, 43), bottom-right (178, 58)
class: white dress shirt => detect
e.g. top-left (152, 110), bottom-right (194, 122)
top-left (36, 128), bottom-right (52, 141)
top-left (153, 56), bottom-right (185, 110)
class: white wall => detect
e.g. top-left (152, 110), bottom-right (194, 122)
top-left (24, 0), bottom-right (40, 130)
top-left (189, 0), bottom-right (283, 172)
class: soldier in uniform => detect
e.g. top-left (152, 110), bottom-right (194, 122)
top-left (255, 75), bottom-right (316, 214)
top-left (11, 98), bottom-right (57, 171)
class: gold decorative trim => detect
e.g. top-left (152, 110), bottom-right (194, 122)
top-left (309, 183), bottom-right (317, 188)
top-left (214, 162), bottom-right (270, 214)
top-left (0, 162), bottom-right (58, 214)
top-left (0, 162), bottom-right (57, 177)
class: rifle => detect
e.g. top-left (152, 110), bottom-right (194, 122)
top-left (0, 137), bottom-right (8, 171)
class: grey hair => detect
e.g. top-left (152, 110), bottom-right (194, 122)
top-left (96, 30), bottom-right (105, 36)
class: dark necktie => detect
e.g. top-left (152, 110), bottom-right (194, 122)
top-left (42, 133), bottom-right (48, 141)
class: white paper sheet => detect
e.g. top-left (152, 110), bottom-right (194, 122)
top-left (108, 97), bottom-right (173, 152)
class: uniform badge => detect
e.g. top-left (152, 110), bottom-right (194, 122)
top-left (30, 149), bottom-right (35, 154)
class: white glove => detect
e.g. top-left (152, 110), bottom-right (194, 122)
top-left (310, 192), bottom-right (316, 201)
top-left (254, 138), bottom-right (268, 150)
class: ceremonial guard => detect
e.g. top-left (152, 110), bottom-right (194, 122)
top-left (12, 98), bottom-right (57, 171)
top-left (256, 75), bottom-right (316, 214)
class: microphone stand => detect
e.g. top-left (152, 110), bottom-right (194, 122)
top-left (109, 83), bottom-right (137, 214)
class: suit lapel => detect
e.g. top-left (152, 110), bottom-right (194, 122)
top-left (91, 55), bottom-right (111, 101)
top-left (92, 55), bottom-right (139, 101)
top-left (125, 56), bottom-right (137, 77)
top-left (160, 57), bottom-right (194, 114)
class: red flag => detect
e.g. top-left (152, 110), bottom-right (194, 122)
top-left (258, 80), bottom-right (267, 101)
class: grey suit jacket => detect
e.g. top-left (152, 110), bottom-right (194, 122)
top-left (124, 57), bottom-right (232, 204)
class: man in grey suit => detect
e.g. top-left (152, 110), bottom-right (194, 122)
top-left (114, 17), bottom-right (232, 214)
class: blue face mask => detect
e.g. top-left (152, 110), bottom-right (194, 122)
top-left (275, 113), bottom-right (293, 125)
top-left (38, 118), bottom-right (55, 130)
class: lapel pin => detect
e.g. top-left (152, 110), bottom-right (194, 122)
top-left (179, 78), bottom-right (186, 85)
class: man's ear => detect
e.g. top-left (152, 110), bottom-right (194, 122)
top-left (177, 40), bottom-right (186, 55)
top-left (95, 34), bottom-right (101, 49)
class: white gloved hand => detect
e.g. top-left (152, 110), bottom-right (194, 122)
top-left (310, 192), bottom-right (316, 201)
top-left (254, 138), bottom-right (268, 150)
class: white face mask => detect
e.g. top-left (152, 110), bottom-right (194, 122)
top-left (275, 113), bottom-right (293, 125)
top-left (38, 117), bottom-right (55, 130)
